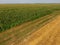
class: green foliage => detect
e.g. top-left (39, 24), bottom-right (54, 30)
top-left (0, 4), bottom-right (60, 32)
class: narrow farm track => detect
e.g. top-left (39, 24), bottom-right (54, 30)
top-left (19, 15), bottom-right (60, 45)
top-left (0, 12), bottom-right (59, 45)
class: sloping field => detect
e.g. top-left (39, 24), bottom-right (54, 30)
top-left (0, 5), bottom-right (53, 32)
top-left (0, 11), bottom-right (60, 45)
top-left (0, 4), bottom-right (60, 32)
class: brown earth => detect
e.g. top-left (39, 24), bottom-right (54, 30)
top-left (19, 15), bottom-right (60, 45)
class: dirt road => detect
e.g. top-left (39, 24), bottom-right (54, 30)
top-left (19, 15), bottom-right (60, 45)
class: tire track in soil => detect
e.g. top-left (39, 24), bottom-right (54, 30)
top-left (19, 15), bottom-right (60, 45)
